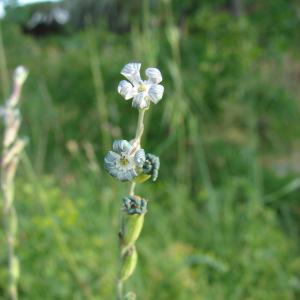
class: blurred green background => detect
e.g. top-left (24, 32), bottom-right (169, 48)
top-left (0, 0), bottom-right (300, 299)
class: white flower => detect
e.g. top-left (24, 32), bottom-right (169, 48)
top-left (118, 62), bottom-right (164, 109)
top-left (104, 140), bottom-right (146, 181)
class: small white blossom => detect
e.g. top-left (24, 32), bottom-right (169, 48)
top-left (104, 140), bottom-right (146, 181)
top-left (118, 62), bottom-right (164, 109)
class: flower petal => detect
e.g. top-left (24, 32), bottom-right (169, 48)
top-left (148, 84), bottom-right (164, 104)
top-left (113, 140), bottom-right (132, 154)
top-left (117, 80), bottom-right (136, 100)
top-left (117, 169), bottom-right (137, 181)
top-left (134, 149), bottom-right (146, 168)
top-left (104, 151), bottom-right (119, 163)
top-left (121, 62), bottom-right (142, 85)
top-left (145, 68), bottom-right (162, 84)
top-left (132, 92), bottom-right (149, 109)
top-left (104, 151), bottom-right (119, 176)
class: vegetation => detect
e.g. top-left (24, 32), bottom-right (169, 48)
top-left (0, 0), bottom-right (300, 299)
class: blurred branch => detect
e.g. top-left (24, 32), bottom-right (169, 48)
top-left (0, 21), bottom-right (9, 99)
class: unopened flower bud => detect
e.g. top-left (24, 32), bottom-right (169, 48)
top-left (14, 66), bottom-right (28, 86)
top-left (121, 196), bottom-right (147, 249)
top-left (119, 246), bottom-right (137, 282)
top-left (123, 195), bottom-right (147, 215)
top-left (142, 153), bottom-right (160, 182)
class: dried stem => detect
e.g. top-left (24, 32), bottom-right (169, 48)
top-left (1, 67), bottom-right (28, 300)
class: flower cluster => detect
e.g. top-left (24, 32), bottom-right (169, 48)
top-left (105, 63), bottom-right (164, 298)
top-left (104, 63), bottom-right (162, 183)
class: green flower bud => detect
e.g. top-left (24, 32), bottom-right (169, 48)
top-left (119, 246), bottom-right (137, 282)
top-left (121, 196), bottom-right (147, 249)
top-left (142, 153), bottom-right (160, 182)
top-left (123, 195), bottom-right (147, 215)
top-left (123, 214), bottom-right (144, 249)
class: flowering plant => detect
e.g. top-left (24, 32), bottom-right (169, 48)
top-left (104, 62), bottom-right (164, 299)
top-left (117, 62), bottom-right (164, 109)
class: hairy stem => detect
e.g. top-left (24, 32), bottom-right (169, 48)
top-left (129, 108), bottom-right (146, 196)
top-left (134, 108), bottom-right (146, 146)
top-left (117, 108), bottom-right (147, 300)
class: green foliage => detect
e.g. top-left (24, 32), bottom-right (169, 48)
top-left (1, 175), bottom-right (298, 299)
top-left (0, 0), bottom-right (300, 299)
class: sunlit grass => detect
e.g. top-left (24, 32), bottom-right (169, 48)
top-left (0, 1), bottom-right (300, 299)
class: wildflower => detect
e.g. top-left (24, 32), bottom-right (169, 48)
top-left (118, 62), bottom-right (164, 109)
top-left (104, 140), bottom-right (145, 181)
top-left (123, 195), bottom-right (148, 215)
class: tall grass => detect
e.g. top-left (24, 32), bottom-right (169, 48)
top-left (0, 1), bottom-right (299, 299)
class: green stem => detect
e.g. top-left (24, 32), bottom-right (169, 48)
top-left (129, 182), bottom-right (136, 196)
top-left (134, 108), bottom-right (146, 146)
top-left (117, 280), bottom-right (123, 300)
top-left (117, 108), bottom-right (147, 300)
top-left (129, 108), bottom-right (146, 196)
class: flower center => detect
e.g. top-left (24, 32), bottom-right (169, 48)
top-left (119, 155), bottom-right (129, 166)
top-left (138, 84), bottom-right (147, 93)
